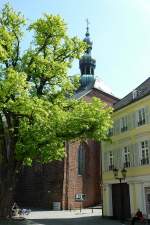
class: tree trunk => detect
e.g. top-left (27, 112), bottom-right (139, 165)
top-left (0, 165), bottom-right (16, 218)
top-left (0, 113), bottom-right (20, 218)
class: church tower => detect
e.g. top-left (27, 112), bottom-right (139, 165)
top-left (79, 20), bottom-right (96, 88)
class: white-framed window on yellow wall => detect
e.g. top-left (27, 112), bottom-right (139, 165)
top-left (108, 128), bottom-right (113, 136)
top-left (123, 146), bottom-right (130, 168)
top-left (109, 151), bottom-right (114, 170)
top-left (138, 108), bottom-right (146, 126)
top-left (140, 140), bottom-right (149, 165)
top-left (120, 116), bottom-right (128, 132)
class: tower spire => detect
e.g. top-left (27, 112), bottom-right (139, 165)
top-left (86, 18), bottom-right (90, 36)
top-left (79, 21), bottom-right (96, 88)
top-left (84, 19), bottom-right (92, 55)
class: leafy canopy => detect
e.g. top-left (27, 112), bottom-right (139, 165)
top-left (0, 4), bottom-right (112, 166)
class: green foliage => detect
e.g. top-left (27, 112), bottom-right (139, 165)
top-left (0, 3), bottom-right (112, 166)
top-left (0, 3), bottom-right (25, 62)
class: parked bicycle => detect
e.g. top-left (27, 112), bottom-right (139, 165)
top-left (11, 202), bottom-right (31, 217)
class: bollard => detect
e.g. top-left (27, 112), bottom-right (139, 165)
top-left (80, 202), bottom-right (82, 213)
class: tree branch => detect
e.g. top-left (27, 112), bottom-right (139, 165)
top-left (12, 31), bottom-right (20, 67)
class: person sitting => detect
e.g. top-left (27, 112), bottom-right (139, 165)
top-left (131, 209), bottom-right (144, 225)
top-left (11, 202), bottom-right (20, 217)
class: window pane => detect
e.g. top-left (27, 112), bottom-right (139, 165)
top-left (78, 144), bottom-right (86, 175)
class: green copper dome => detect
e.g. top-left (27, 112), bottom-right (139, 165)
top-left (80, 74), bottom-right (95, 88)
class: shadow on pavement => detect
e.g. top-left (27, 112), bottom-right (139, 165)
top-left (28, 217), bottom-right (121, 225)
top-left (0, 216), bottom-right (121, 225)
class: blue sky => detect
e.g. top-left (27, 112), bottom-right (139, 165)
top-left (1, 0), bottom-right (150, 98)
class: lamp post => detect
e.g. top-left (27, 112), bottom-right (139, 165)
top-left (113, 168), bottom-right (127, 225)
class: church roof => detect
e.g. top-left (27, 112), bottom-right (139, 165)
top-left (114, 77), bottom-right (150, 111)
top-left (75, 78), bottom-right (119, 100)
top-left (94, 78), bottom-right (113, 95)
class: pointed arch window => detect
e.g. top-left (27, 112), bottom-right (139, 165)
top-left (78, 143), bottom-right (86, 175)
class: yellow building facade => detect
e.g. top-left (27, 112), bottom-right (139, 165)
top-left (102, 78), bottom-right (150, 219)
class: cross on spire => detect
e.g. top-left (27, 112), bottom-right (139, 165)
top-left (86, 18), bottom-right (90, 35)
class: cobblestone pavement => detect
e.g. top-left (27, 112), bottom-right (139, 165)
top-left (0, 209), bottom-right (121, 225)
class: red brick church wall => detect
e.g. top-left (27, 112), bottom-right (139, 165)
top-left (62, 89), bottom-right (118, 209)
top-left (62, 140), bottom-right (101, 209)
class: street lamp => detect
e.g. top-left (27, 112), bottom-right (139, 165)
top-left (113, 168), bottom-right (127, 225)
top-left (113, 168), bottom-right (127, 182)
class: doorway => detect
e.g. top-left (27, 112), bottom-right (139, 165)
top-left (145, 187), bottom-right (150, 218)
top-left (112, 183), bottom-right (131, 219)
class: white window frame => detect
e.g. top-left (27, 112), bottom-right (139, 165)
top-left (140, 140), bottom-right (149, 165)
top-left (109, 151), bottom-right (114, 170)
top-left (123, 146), bottom-right (130, 168)
top-left (108, 128), bottom-right (113, 136)
top-left (120, 116), bottom-right (128, 132)
top-left (138, 108), bottom-right (146, 126)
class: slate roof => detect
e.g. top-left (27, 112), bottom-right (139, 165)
top-left (74, 81), bottom-right (94, 99)
top-left (74, 79), bottom-right (119, 100)
top-left (114, 77), bottom-right (150, 111)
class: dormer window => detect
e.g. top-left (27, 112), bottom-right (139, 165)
top-left (132, 89), bottom-right (138, 99)
top-left (138, 108), bottom-right (146, 126)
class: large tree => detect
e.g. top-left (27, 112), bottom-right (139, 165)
top-left (0, 4), bottom-right (112, 218)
